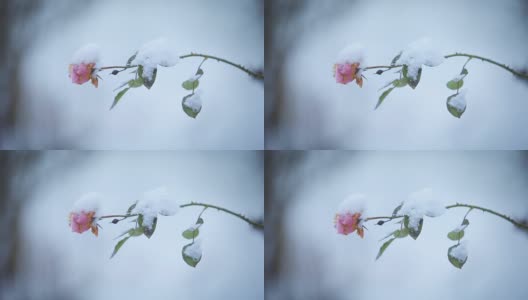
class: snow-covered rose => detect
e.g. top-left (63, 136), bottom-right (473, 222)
top-left (334, 63), bottom-right (363, 87)
top-left (69, 211), bottom-right (98, 236)
top-left (335, 212), bottom-right (364, 237)
top-left (69, 43), bottom-right (101, 87)
top-left (334, 194), bottom-right (366, 237)
top-left (69, 193), bottom-right (101, 236)
top-left (68, 63), bottom-right (98, 87)
top-left (334, 44), bottom-right (365, 87)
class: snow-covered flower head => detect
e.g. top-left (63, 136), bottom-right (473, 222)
top-left (334, 194), bottom-right (366, 237)
top-left (68, 44), bottom-right (101, 87)
top-left (69, 193), bottom-right (101, 236)
top-left (334, 44), bottom-right (365, 87)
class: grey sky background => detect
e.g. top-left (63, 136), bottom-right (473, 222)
top-left (4, 0), bottom-right (263, 150)
top-left (266, 0), bottom-right (528, 149)
top-left (3, 151), bottom-right (263, 300)
top-left (267, 151), bottom-right (528, 299)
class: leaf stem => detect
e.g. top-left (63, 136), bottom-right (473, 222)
top-left (98, 202), bottom-right (263, 229)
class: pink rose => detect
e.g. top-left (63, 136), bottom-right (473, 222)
top-left (69, 211), bottom-right (98, 236)
top-left (334, 62), bottom-right (363, 87)
top-left (335, 212), bottom-right (364, 238)
top-left (68, 63), bottom-right (99, 87)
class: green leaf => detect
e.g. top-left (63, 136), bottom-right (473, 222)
top-left (391, 52), bottom-right (402, 66)
top-left (128, 77), bottom-right (144, 88)
top-left (196, 217), bottom-right (204, 225)
top-left (392, 77), bottom-right (408, 88)
top-left (446, 93), bottom-right (466, 118)
top-left (446, 78), bottom-right (464, 90)
top-left (110, 236), bottom-right (130, 258)
top-left (110, 87), bottom-right (130, 110)
top-left (182, 243), bottom-right (202, 268)
top-left (182, 78), bottom-right (200, 90)
top-left (448, 244), bottom-right (467, 269)
top-left (127, 202), bottom-right (137, 214)
top-left (143, 68), bottom-right (157, 89)
top-left (143, 217), bottom-right (157, 239)
top-left (375, 87), bottom-right (395, 109)
top-left (129, 227), bottom-right (144, 237)
top-left (447, 230), bottom-right (465, 241)
top-left (393, 228), bottom-right (409, 238)
top-left (447, 219), bottom-right (469, 240)
top-left (182, 94), bottom-right (202, 119)
top-left (137, 214), bottom-right (144, 227)
top-left (376, 238), bottom-right (395, 260)
top-left (404, 216), bottom-right (423, 240)
top-left (461, 68), bottom-right (469, 75)
top-left (182, 227), bottom-right (200, 239)
top-left (196, 68), bottom-right (204, 76)
top-left (126, 52), bottom-right (137, 66)
top-left (392, 202), bottom-right (403, 216)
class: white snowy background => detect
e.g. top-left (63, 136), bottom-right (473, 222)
top-left (267, 151), bottom-right (528, 299)
top-left (3, 151), bottom-right (263, 300)
top-left (266, 0), bottom-right (528, 149)
top-left (7, 0), bottom-right (263, 149)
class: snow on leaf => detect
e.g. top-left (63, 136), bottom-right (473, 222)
top-left (182, 240), bottom-right (202, 267)
top-left (447, 90), bottom-right (467, 118)
top-left (448, 241), bottom-right (468, 269)
top-left (132, 38), bottom-right (179, 81)
top-left (132, 187), bottom-right (179, 229)
top-left (182, 92), bottom-right (203, 119)
top-left (396, 38), bottom-right (444, 80)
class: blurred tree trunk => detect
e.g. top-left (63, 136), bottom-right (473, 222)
top-left (1, 0), bottom-right (91, 149)
top-left (0, 152), bottom-right (38, 293)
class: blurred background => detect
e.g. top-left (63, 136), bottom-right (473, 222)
top-left (0, 0), bottom-right (263, 150)
top-left (265, 0), bottom-right (528, 149)
top-left (265, 151), bottom-right (528, 299)
top-left (0, 151), bottom-right (263, 300)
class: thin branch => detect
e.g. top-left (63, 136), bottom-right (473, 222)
top-left (98, 202), bottom-right (263, 229)
top-left (97, 53), bottom-right (264, 80)
top-left (444, 53), bottom-right (528, 79)
top-left (363, 203), bottom-right (528, 230)
top-left (179, 53), bottom-right (263, 80)
top-left (180, 202), bottom-right (264, 229)
top-left (363, 52), bottom-right (528, 79)
top-left (445, 203), bottom-right (528, 229)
